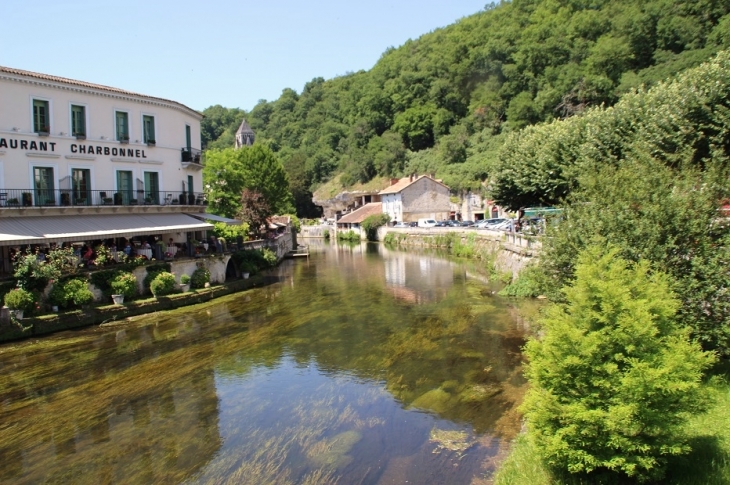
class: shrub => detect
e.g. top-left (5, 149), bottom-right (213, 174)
top-left (498, 265), bottom-right (549, 297)
top-left (261, 248), bottom-right (277, 267)
top-left (522, 246), bottom-right (715, 482)
top-left (49, 278), bottom-right (94, 309)
top-left (110, 272), bottom-right (137, 299)
top-left (337, 230), bottom-right (360, 242)
top-left (231, 249), bottom-right (268, 272)
top-left (180, 274), bottom-right (191, 285)
top-left (143, 263), bottom-right (171, 291)
top-left (149, 272), bottom-right (176, 297)
top-left (190, 268), bottom-right (210, 289)
top-left (323, 229), bottom-right (330, 240)
top-left (361, 213), bottom-right (390, 241)
top-left (4, 288), bottom-right (35, 311)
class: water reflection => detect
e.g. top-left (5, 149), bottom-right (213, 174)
top-left (0, 242), bottom-right (529, 484)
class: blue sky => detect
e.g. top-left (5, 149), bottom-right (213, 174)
top-left (1, 1), bottom-right (487, 112)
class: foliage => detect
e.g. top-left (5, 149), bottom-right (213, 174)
top-left (143, 263), bottom-right (172, 291)
top-left (323, 229), bottom-right (330, 240)
top-left (261, 248), bottom-right (277, 267)
top-left (93, 244), bottom-right (113, 268)
top-left (522, 246), bottom-right (715, 482)
top-left (239, 188), bottom-right (271, 239)
top-left (201, 0), bottom-right (727, 210)
top-left (48, 278), bottom-right (94, 309)
top-left (180, 274), bottom-right (191, 285)
top-left (4, 288), bottom-right (35, 311)
top-left (231, 249), bottom-right (270, 275)
top-left (284, 214), bottom-right (301, 233)
top-left (200, 105), bottom-right (246, 149)
top-left (499, 265), bottom-right (549, 298)
top-left (212, 221), bottom-right (250, 242)
top-left (361, 213), bottom-right (390, 241)
top-left (336, 230), bottom-right (360, 242)
top-left (13, 246), bottom-right (77, 293)
top-left (149, 272), bottom-right (176, 297)
top-left (203, 144), bottom-right (294, 218)
top-left (190, 267), bottom-right (211, 289)
top-left (110, 272), bottom-right (138, 299)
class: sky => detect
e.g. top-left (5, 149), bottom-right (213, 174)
top-left (1, 1), bottom-right (488, 112)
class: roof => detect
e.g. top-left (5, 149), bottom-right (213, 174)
top-left (0, 66), bottom-right (202, 118)
top-left (188, 213), bottom-right (241, 226)
top-left (337, 203), bottom-right (383, 224)
top-left (378, 175), bottom-right (450, 195)
top-left (236, 119), bottom-right (254, 135)
top-left (0, 213), bottom-right (213, 246)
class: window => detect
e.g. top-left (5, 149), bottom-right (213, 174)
top-left (143, 115), bottom-right (155, 144)
top-left (33, 167), bottom-right (55, 206)
top-left (72, 168), bottom-right (91, 205)
top-left (33, 99), bottom-right (49, 133)
top-left (71, 105), bottom-right (86, 136)
top-left (144, 171), bottom-right (159, 204)
top-left (115, 111), bottom-right (129, 142)
top-left (116, 170), bottom-right (133, 204)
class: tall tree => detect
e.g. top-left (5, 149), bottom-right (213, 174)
top-left (204, 145), bottom-right (294, 219)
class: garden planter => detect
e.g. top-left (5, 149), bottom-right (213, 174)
top-left (243, 272), bottom-right (250, 279)
top-left (111, 294), bottom-right (125, 305)
top-left (12, 310), bottom-right (23, 320)
top-left (180, 284), bottom-right (190, 292)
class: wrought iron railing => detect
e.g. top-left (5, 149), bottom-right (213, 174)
top-left (0, 189), bottom-right (207, 208)
top-left (181, 147), bottom-right (203, 164)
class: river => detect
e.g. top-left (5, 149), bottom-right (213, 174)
top-left (0, 241), bottom-right (531, 484)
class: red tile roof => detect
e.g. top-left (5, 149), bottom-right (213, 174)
top-left (337, 203), bottom-right (383, 224)
top-left (378, 175), bottom-right (449, 195)
top-left (0, 65), bottom-right (201, 117)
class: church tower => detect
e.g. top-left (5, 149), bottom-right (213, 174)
top-left (235, 119), bottom-right (255, 148)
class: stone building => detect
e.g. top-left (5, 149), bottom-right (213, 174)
top-left (379, 175), bottom-right (450, 223)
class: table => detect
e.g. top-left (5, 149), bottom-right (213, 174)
top-left (166, 246), bottom-right (178, 256)
top-left (137, 248), bottom-right (153, 260)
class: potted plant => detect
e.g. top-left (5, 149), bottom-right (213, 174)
top-left (110, 272), bottom-right (137, 304)
top-left (39, 126), bottom-right (50, 136)
top-left (180, 274), bottom-right (191, 292)
top-left (120, 135), bottom-right (130, 144)
top-left (4, 288), bottom-right (34, 319)
top-left (75, 132), bottom-right (86, 140)
top-left (22, 192), bottom-right (32, 206)
top-left (146, 139), bottom-right (156, 146)
top-left (114, 192), bottom-right (123, 205)
top-left (7, 198), bottom-right (19, 206)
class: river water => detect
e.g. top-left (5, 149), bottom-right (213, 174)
top-left (0, 241), bottom-right (531, 484)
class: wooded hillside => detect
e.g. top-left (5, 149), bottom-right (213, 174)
top-left (202, 0), bottom-right (730, 215)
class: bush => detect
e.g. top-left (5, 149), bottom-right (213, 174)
top-left (323, 228), bottom-right (330, 240)
top-left (110, 272), bottom-right (137, 299)
top-left (522, 246), bottom-right (715, 482)
top-left (190, 268), bottom-right (210, 289)
top-left (149, 272), bottom-right (176, 297)
top-left (180, 274), bottom-right (191, 285)
top-left (4, 288), bottom-right (35, 311)
top-left (143, 263), bottom-right (171, 291)
top-left (231, 249), bottom-right (268, 272)
top-left (498, 265), bottom-right (550, 297)
top-left (361, 213), bottom-right (390, 241)
top-left (48, 278), bottom-right (94, 309)
top-left (337, 230), bottom-right (360, 242)
top-left (261, 248), bottom-right (277, 267)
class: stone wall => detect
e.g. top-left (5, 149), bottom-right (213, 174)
top-left (401, 177), bottom-right (451, 221)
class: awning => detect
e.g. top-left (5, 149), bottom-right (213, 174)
top-left (0, 213), bottom-right (213, 246)
top-left (187, 213), bottom-right (241, 225)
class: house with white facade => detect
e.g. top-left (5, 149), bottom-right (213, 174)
top-left (379, 175), bottom-right (450, 223)
top-left (0, 66), bottom-right (214, 273)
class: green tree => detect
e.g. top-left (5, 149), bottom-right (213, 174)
top-left (522, 246), bottom-right (715, 482)
top-left (239, 188), bottom-right (271, 239)
top-left (204, 145), bottom-right (294, 218)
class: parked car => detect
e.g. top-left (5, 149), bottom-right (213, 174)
top-left (476, 218), bottom-right (508, 229)
top-left (408, 221), bottom-right (418, 227)
top-left (417, 218), bottom-right (437, 228)
top-left (435, 220), bottom-right (454, 227)
top-left (460, 220), bottom-right (475, 227)
top-left (392, 222), bottom-right (409, 228)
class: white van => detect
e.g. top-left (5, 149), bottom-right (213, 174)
top-left (417, 218), bottom-right (437, 228)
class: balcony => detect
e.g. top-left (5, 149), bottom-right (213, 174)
top-left (0, 189), bottom-right (207, 209)
top-left (181, 148), bottom-right (204, 170)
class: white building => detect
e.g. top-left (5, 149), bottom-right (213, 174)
top-left (0, 66), bottom-right (215, 272)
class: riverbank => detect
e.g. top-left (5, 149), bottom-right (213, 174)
top-left (0, 274), bottom-right (270, 343)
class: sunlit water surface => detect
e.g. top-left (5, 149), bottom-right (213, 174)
top-left (0, 242), bottom-right (531, 484)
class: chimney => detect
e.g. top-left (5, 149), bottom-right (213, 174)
top-left (390, 178), bottom-right (399, 186)
top-left (409, 174), bottom-right (414, 182)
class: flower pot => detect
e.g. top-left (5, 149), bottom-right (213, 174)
top-left (180, 284), bottom-right (190, 292)
top-left (243, 272), bottom-right (250, 279)
top-left (52, 305), bottom-right (59, 312)
top-left (13, 309), bottom-right (24, 320)
top-left (203, 243), bottom-right (209, 251)
top-left (111, 294), bottom-right (125, 305)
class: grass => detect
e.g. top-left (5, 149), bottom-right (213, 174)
top-left (493, 363), bottom-right (730, 484)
